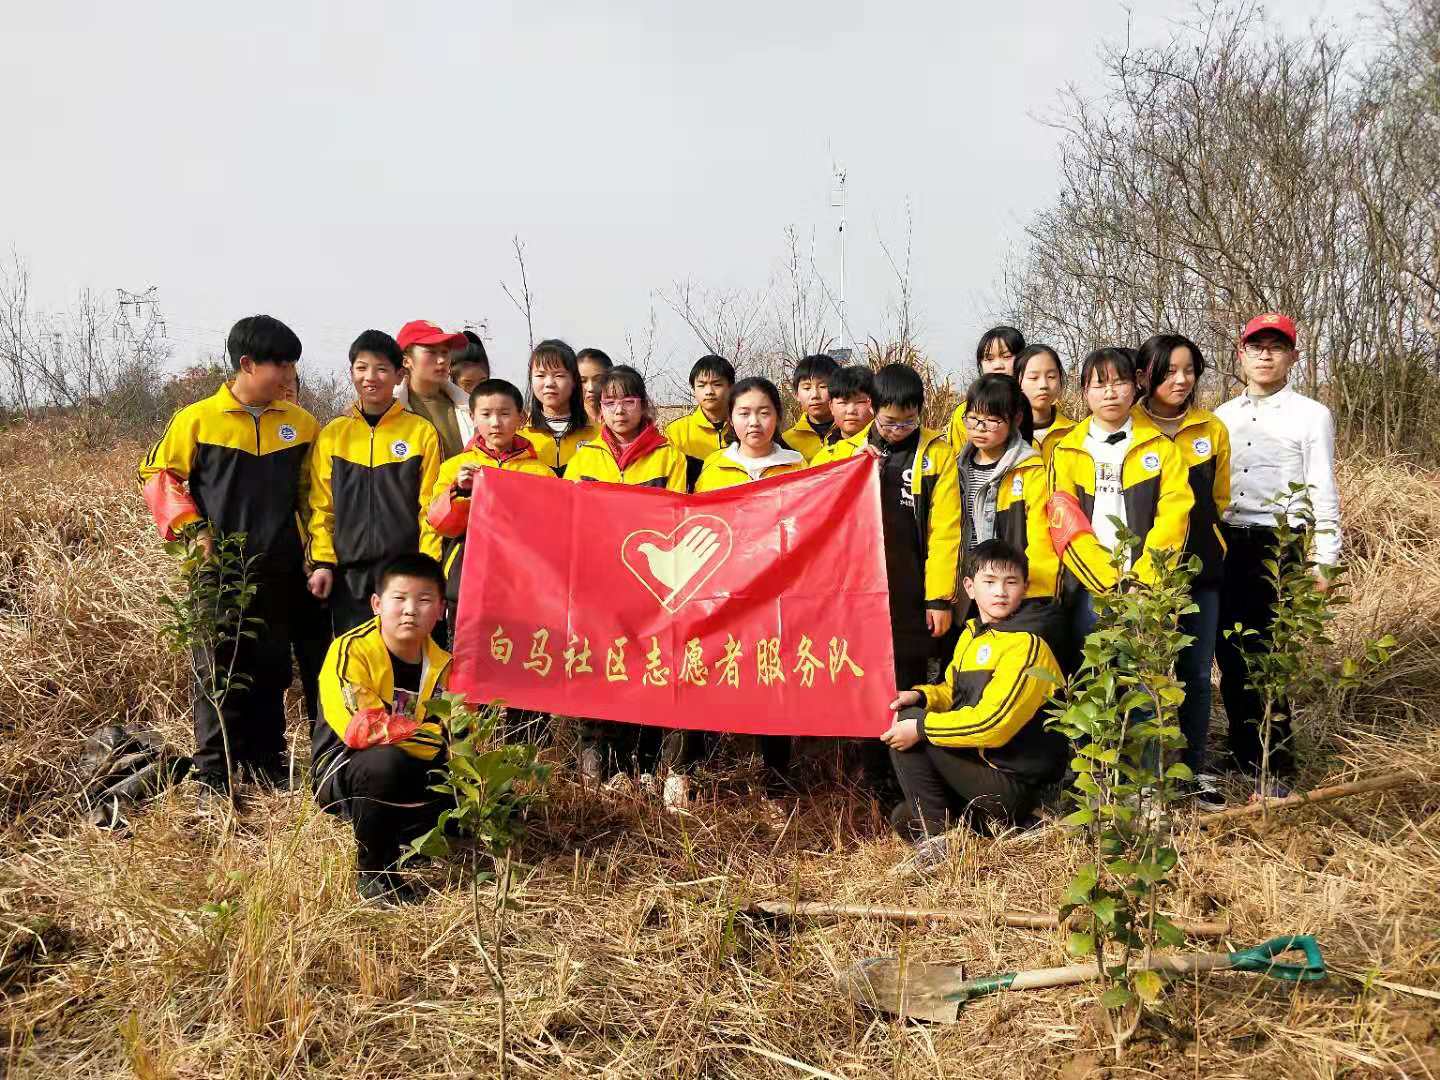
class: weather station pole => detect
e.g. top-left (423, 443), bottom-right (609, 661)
top-left (830, 163), bottom-right (852, 361)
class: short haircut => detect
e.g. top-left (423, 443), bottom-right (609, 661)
top-left (689, 353), bottom-right (735, 386)
top-left (791, 353), bottom-right (840, 390)
top-left (975, 325), bottom-right (1026, 370)
top-left (374, 552), bottom-right (445, 596)
top-left (227, 315), bottom-right (301, 372)
top-left (1013, 344), bottom-right (1064, 387)
top-left (598, 365), bottom-right (649, 406)
top-left (453, 330), bottom-right (491, 371)
top-left (469, 378), bottom-right (524, 412)
top-left (348, 329), bottom-right (403, 369)
top-left (1138, 333), bottom-right (1207, 408)
top-left (576, 347), bottom-right (614, 370)
top-left (964, 538), bottom-right (1029, 581)
top-left (965, 373), bottom-right (1034, 443)
top-left (728, 376), bottom-right (784, 419)
top-left (828, 364), bottom-right (875, 401)
top-left (871, 363), bottom-right (924, 411)
top-left (1080, 347), bottom-right (1139, 388)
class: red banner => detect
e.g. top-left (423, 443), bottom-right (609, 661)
top-left (451, 456), bottom-right (897, 737)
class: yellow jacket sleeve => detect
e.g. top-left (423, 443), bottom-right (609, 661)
top-left (1133, 440), bottom-right (1195, 585)
top-left (137, 410), bottom-right (203, 537)
top-left (1048, 450), bottom-right (1120, 595)
top-left (946, 401), bottom-right (968, 453)
top-left (664, 447), bottom-right (688, 493)
top-left (1021, 464), bottom-right (1060, 596)
top-left (919, 636), bottom-right (1061, 749)
top-left (1212, 422), bottom-right (1231, 520)
top-left (319, 640), bottom-right (383, 745)
top-left (924, 441), bottom-right (963, 603)
top-left (306, 427), bottom-right (337, 566)
top-left (416, 423), bottom-right (443, 560)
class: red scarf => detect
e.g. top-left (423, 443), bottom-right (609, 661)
top-left (601, 420), bottom-right (667, 473)
top-left (468, 433), bottom-right (536, 464)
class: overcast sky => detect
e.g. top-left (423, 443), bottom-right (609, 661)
top-left (3, 0), bottom-right (1370, 393)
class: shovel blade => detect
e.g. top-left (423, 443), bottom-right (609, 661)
top-left (846, 958), bottom-right (967, 1024)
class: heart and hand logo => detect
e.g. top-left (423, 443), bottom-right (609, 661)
top-left (621, 515), bottom-right (733, 612)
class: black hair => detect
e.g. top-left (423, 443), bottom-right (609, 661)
top-left (1137, 333), bottom-right (1207, 408)
top-left (452, 330), bottom-right (491, 372)
top-left (828, 364), bottom-right (875, 401)
top-left (963, 538), bottom-right (1029, 581)
top-left (227, 314), bottom-right (301, 372)
top-left (597, 365), bottom-right (653, 425)
top-left (975, 325), bottom-right (1026, 371)
top-left (374, 552), bottom-right (445, 597)
top-left (689, 353), bottom-right (735, 386)
top-left (1013, 344), bottom-right (1065, 387)
top-left (871, 363), bottom-right (925, 412)
top-left (1080, 347), bottom-right (1140, 388)
top-left (469, 378), bottom-right (525, 412)
top-left (727, 377), bottom-right (788, 448)
top-left (964, 374), bottom-right (1034, 444)
top-left (576, 347), bottom-right (614, 370)
top-left (347, 329), bottom-right (403, 370)
top-left (526, 338), bottom-right (588, 436)
top-left (790, 353), bottom-right (840, 391)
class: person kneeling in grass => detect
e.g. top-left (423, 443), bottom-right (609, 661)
top-left (314, 552), bottom-right (452, 905)
top-left (881, 539), bottom-right (1066, 869)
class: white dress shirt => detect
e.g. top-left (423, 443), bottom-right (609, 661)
top-left (1215, 384), bottom-right (1341, 565)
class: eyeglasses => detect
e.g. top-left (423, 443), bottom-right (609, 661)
top-left (1087, 380), bottom-right (1133, 396)
top-left (600, 397), bottom-right (642, 412)
top-left (875, 417), bottom-right (920, 434)
top-left (963, 415), bottom-right (1008, 432)
top-left (1242, 341), bottom-right (1293, 357)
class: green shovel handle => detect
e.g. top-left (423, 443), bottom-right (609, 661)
top-left (1227, 935), bottom-right (1326, 981)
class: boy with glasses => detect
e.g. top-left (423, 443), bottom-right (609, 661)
top-left (1213, 313), bottom-right (1339, 794)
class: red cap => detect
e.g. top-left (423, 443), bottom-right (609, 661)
top-left (1240, 313), bottom-right (1297, 345)
top-left (397, 319), bottom-right (467, 353)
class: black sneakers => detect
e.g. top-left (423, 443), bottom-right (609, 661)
top-left (356, 871), bottom-right (421, 906)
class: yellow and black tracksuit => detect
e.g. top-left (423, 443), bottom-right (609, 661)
top-left (665, 407), bottom-right (732, 490)
top-left (1048, 412), bottom-right (1194, 594)
top-left (961, 443), bottom-right (1060, 601)
top-left (692, 446), bottom-right (808, 491)
top-left (1163, 407), bottom-right (1231, 587)
top-left (562, 424), bottom-right (688, 490)
top-left (1034, 412), bottom-right (1078, 464)
top-left (427, 438), bottom-right (557, 610)
top-left (314, 617), bottom-right (451, 873)
top-left (889, 599), bottom-right (1067, 837)
top-left (809, 426), bottom-right (867, 467)
top-left (138, 382), bottom-right (320, 784)
top-left (308, 401), bottom-right (442, 632)
top-left (518, 420), bottom-right (599, 471)
top-left (781, 412), bottom-right (836, 464)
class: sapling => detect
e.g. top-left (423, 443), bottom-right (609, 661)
top-left (1044, 525), bottom-right (1198, 1053)
top-left (1227, 482), bottom-right (1396, 819)
top-left (159, 527), bottom-right (260, 813)
top-left (405, 693), bottom-right (548, 1080)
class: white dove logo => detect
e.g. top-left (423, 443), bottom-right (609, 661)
top-left (620, 515), bottom-right (734, 613)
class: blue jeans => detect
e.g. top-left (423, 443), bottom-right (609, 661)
top-left (1176, 585), bottom-right (1220, 773)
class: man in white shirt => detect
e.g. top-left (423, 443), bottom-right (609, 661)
top-left (1214, 313), bottom-right (1340, 790)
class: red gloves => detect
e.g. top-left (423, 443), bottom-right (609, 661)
top-left (141, 470), bottom-right (200, 539)
top-left (342, 707), bottom-right (421, 751)
top-left (1046, 490), bottom-right (1095, 565)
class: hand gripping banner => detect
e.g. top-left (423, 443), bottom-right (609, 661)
top-left (451, 456), bottom-right (897, 737)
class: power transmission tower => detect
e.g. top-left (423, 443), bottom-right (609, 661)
top-left (115, 286), bottom-right (166, 358)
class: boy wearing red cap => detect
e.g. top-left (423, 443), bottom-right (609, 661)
top-left (394, 320), bottom-right (473, 459)
top-left (1213, 313), bottom-right (1339, 795)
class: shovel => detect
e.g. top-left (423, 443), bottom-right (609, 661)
top-left (847, 935), bottom-right (1326, 1023)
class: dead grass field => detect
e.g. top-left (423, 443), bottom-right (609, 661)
top-left (1, 422), bottom-right (1436, 1079)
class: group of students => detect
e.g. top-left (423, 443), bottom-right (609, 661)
top-left (139, 308), bottom-right (1339, 901)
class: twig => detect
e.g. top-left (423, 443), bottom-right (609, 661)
top-left (1198, 770), bottom-right (1423, 826)
top-left (750, 899), bottom-right (1229, 938)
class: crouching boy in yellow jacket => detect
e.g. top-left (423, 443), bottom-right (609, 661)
top-left (881, 540), bottom-right (1066, 868)
top-left (314, 553), bottom-right (451, 905)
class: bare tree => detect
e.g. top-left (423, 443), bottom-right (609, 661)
top-left (500, 236), bottom-right (536, 355)
top-left (657, 278), bottom-right (770, 371)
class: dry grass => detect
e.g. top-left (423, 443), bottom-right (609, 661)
top-left (1, 421), bottom-right (1437, 1079)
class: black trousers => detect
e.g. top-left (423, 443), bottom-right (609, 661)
top-left (193, 572), bottom-right (318, 779)
top-left (318, 745), bottom-right (449, 872)
top-left (1215, 525), bottom-right (1296, 777)
top-left (889, 730), bottom-right (1041, 837)
top-left (328, 566), bottom-right (378, 636)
